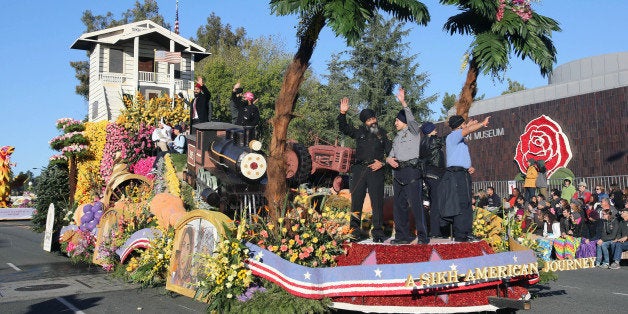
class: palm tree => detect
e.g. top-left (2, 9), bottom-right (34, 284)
top-left (441, 0), bottom-right (560, 120)
top-left (266, 0), bottom-right (430, 220)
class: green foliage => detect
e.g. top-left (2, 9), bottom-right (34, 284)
top-left (270, 0), bottom-right (430, 46)
top-left (198, 36), bottom-right (291, 146)
top-left (441, 0), bottom-right (561, 78)
top-left (180, 181), bottom-right (196, 211)
top-left (194, 13), bottom-right (248, 52)
top-left (31, 165), bottom-right (71, 233)
top-left (169, 153), bottom-right (187, 172)
top-left (501, 78), bottom-right (526, 95)
top-left (228, 281), bottom-right (332, 314)
top-left (438, 92), bottom-right (457, 120)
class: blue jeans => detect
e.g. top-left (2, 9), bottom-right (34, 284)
top-left (596, 241), bottom-right (613, 264)
top-left (612, 241), bottom-right (628, 263)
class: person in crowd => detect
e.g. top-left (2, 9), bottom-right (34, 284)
top-left (599, 197), bottom-right (618, 218)
top-left (523, 159), bottom-right (538, 203)
top-left (595, 185), bottom-right (609, 200)
top-left (386, 87), bottom-right (427, 245)
top-left (515, 195), bottom-right (526, 211)
top-left (167, 125), bottom-right (186, 154)
top-left (474, 189), bottom-right (488, 208)
top-left (573, 181), bottom-right (592, 203)
top-left (549, 189), bottom-right (562, 212)
top-left (529, 195), bottom-right (538, 209)
top-left (439, 113), bottom-right (490, 242)
top-left (418, 121), bottom-right (447, 238)
top-left (338, 97), bottom-right (391, 243)
top-left (150, 125), bottom-right (186, 174)
top-left (553, 207), bottom-right (580, 259)
top-left (582, 199), bottom-right (600, 239)
top-left (561, 178), bottom-right (576, 202)
top-left (151, 118), bottom-right (172, 152)
top-left (542, 210), bottom-right (561, 238)
top-left (231, 82), bottom-right (260, 128)
top-left (507, 187), bottom-right (521, 208)
top-left (485, 186), bottom-right (501, 212)
top-left (535, 160), bottom-right (548, 198)
top-left (181, 76), bottom-right (211, 131)
top-left (609, 183), bottom-right (625, 210)
top-left (595, 209), bottom-right (619, 268)
top-left (609, 207), bottom-right (628, 269)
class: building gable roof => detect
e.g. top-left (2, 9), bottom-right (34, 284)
top-left (71, 20), bottom-right (209, 60)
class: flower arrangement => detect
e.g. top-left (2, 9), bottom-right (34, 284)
top-left (96, 229), bottom-right (120, 272)
top-left (164, 154), bottom-right (180, 197)
top-left (130, 156), bottom-right (156, 176)
top-left (117, 93), bottom-right (189, 132)
top-left (75, 121), bottom-right (108, 204)
top-left (49, 154), bottom-right (68, 166)
top-left (472, 207), bottom-right (506, 251)
top-left (100, 123), bottom-right (129, 182)
top-left (127, 226), bottom-right (175, 286)
top-left (56, 118), bottom-right (85, 133)
top-left (61, 228), bottom-right (96, 264)
top-left (247, 203), bottom-right (352, 268)
top-left (195, 222), bottom-right (254, 312)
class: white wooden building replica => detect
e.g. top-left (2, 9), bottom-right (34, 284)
top-left (71, 20), bottom-right (210, 122)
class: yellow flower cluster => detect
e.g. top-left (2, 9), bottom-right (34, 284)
top-left (472, 207), bottom-right (505, 251)
top-left (128, 227), bottom-right (175, 285)
top-left (75, 121), bottom-right (108, 204)
top-left (117, 93), bottom-right (189, 131)
top-left (196, 237), bottom-right (253, 301)
top-left (164, 154), bottom-right (180, 197)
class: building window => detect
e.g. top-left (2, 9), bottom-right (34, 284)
top-left (91, 101), bottom-right (99, 120)
top-left (109, 48), bottom-right (124, 73)
top-left (174, 63), bottom-right (181, 79)
top-left (139, 57), bottom-right (154, 72)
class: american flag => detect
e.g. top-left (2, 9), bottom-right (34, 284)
top-left (154, 50), bottom-right (181, 64)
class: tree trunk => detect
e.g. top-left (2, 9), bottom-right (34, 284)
top-left (456, 58), bottom-right (479, 121)
top-left (265, 13), bottom-right (325, 222)
top-left (68, 155), bottom-right (77, 205)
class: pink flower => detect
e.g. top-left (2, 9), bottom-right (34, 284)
top-left (260, 230), bottom-right (268, 238)
top-left (280, 244), bottom-right (288, 252)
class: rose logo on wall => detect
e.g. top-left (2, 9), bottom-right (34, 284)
top-left (514, 115), bottom-right (572, 178)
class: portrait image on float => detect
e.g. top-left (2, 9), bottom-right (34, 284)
top-left (166, 210), bottom-right (232, 298)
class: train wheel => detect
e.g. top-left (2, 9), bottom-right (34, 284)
top-left (285, 142), bottom-right (312, 187)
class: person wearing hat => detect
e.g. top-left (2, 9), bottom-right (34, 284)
top-left (231, 82), bottom-right (260, 128)
top-left (573, 181), bottom-right (592, 203)
top-left (338, 97), bottom-right (391, 243)
top-left (183, 76), bottom-right (211, 131)
top-left (419, 121), bottom-right (447, 238)
top-left (385, 87), bottom-right (427, 245)
top-left (439, 113), bottom-right (490, 242)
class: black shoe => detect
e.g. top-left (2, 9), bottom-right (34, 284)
top-left (373, 237), bottom-right (385, 243)
top-left (454, 237), bottom-right (469, 242)
top-left (466, 235), bottom-right (481, 242)
top-left (416, 239), bottom-right (430, 245)
top-left (390, 239), bottom-right (411, 245)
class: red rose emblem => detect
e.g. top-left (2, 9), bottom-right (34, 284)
top-left (514, 115), bottom-right (572, 178)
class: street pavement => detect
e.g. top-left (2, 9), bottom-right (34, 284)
top-left (1, 220), bottom-right (627, 313)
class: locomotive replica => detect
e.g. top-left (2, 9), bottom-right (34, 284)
top-left (184, 122), bottom-right (354, 214)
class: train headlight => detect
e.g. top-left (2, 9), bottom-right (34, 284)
top-left (239, 152), bottom-right (266, 180)
top-left (248, 140), bottom-right (262, 151)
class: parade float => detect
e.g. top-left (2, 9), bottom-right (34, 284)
top-left (45, 95), bottom-right (555, 313)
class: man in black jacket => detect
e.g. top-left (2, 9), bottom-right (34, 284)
top-left (419, 122), bottom-right (447, 238)
top-left (338, 97), bottom-right (391, 243)
top-left (183, 77), bottom-right (211, 131)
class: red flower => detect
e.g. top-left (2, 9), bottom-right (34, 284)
top-left (514, 115), bottom-right (572, 178)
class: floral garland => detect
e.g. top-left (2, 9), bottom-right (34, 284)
top-left (56, 117), bottom-right (85, 133)
top-left (497, 0), bottom-right (533, 22)
top-left (164, 154), bottom-right (180, 197)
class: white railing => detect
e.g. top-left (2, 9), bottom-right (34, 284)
top-left (138, 71), bottom-right (193, 89)
top-left (99, 72), bottom-right (126, 83)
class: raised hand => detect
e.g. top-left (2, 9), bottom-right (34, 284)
top-left (340, 97), bottom-right (349, 114)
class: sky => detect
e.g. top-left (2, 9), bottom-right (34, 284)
top-left (0, 0), bottom-right (626, 177)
